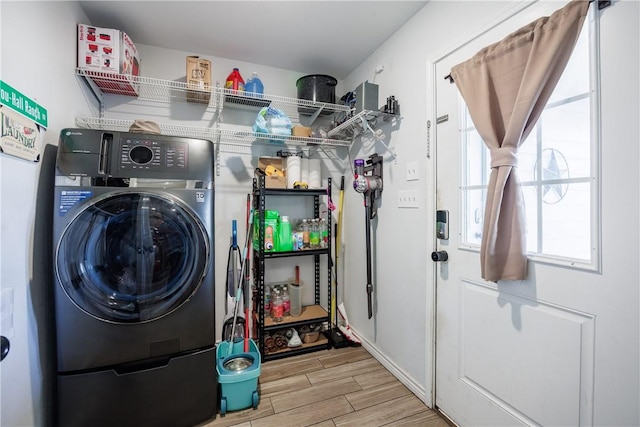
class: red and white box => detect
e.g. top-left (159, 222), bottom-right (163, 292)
top-left (77, 24), bottom-right (140, 96)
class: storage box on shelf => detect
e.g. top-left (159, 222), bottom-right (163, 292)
top-left (186, 56), bottom-right (211, 104)
top-left (292, 125), bottom-right (312, 137)
top-left (257, 157), bottom-right (286, 189)
top-left (252, 174), bottom-right (333, 361)
top-left (77, 24), bottom-right (140, 96)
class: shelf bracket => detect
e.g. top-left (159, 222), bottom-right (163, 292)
top-left (210, 82), bottom-right (224, 119)
top-left (214, 129), bottom-right (221, 177)
top-left (306, 105), bottom-right (325, 125)
top-left (359, 115), bottom-right (398, 161)
top-left (78, 72), bottom-right (105, 118)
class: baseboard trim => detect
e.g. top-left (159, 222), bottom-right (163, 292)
top-left (350, 327), bottom-right (430, 408)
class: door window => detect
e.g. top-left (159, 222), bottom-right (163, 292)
top-left (461, 14), bottom-right (599, 268)
top-left (56, 192), bottom-right (210, 323)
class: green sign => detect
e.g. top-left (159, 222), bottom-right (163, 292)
top-left (0, 80), bottom-right (48, 128)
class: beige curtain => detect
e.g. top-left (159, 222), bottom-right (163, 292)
top-left (450, 0), bottom-right (590, 282)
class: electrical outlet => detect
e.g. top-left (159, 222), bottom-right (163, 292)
top-left (398, 189), bottom-right (419, 208)
top-left (406, 161), bottom-right (419, 181)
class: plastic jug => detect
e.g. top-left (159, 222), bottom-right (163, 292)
top-left (254, 210), bottom-right (279, 252)
top-left (245, 72), bottom-right (264, 98)
top-left (278, 216), bottom-right (293, 252)
top-left (225, 68), bottom-right (245, 92)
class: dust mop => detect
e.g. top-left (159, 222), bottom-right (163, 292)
top-left (222, 220), bottom-right (245, 342)
top-left (227, 211), bottom-right (254, 356)
top-left (329, 254), bottom-right (350, 348)
top-left (337, 303), bottom-right (361, 345)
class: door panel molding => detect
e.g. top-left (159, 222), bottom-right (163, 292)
top-left (459, 278), bottom-right (595, 426)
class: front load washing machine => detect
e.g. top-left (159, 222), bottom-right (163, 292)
top-left (53, 128), bottom-right (216, 427)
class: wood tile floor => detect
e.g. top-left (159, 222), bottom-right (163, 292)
top-left (200, 345), bottom-right (452, 427)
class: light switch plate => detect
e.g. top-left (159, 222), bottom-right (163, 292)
top-left (406, 161), bottom-right (419, 181)
top-left (398, 189), bottom-right (419, 208)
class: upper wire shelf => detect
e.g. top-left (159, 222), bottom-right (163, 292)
top-left (75, 68), bottom-right (353, 115)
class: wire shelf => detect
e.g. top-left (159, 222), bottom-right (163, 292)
top-left (75, 116), bottom-right (214, 140)
top-left (76, 68), bottom-right (192, 101)
top-left (74, 116), bottom-right (352, 148)
top-left (74, 70), bottom-right (402, 153)
top-left (327, 109), bottom-right (401, 139)
top-left (76, 68), bottom-right (353, 115)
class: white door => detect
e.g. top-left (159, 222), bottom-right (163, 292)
top-left (433, 2), bottom-right (639, 426)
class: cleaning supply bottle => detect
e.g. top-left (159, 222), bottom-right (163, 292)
top-left (309, 219), bottom-right (320, 249)
top-left (294, 219), bottom-right (304, 251)
top-left (264, 285), bottom-right (271, 317)
top-left (278, 216), bottom-right (293, 252)
top-left (271, 288), bottom-right (283, 322)
top-left (225, 68), bottom-right (245, 92)
top-left (282, 285), bottom-right (290, 316)
top-left (301, 219), bottom-right (310, 249)
top-left (320, 218), bottom-right (328, 248)
top-left (245, 72), bottom-right (264, 98)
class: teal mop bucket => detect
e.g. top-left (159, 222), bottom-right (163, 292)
top-left (216, 339), bottom-right (261, 415)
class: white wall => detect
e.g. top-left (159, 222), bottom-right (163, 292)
top-left (1, 2), bottom-right (95, 426)
top-left (340, 0), bottom-right (527, 403)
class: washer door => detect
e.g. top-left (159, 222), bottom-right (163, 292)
top-left (56, 191), bottom-right (210, 323)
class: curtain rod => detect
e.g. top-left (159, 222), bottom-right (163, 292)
top-left (443, 0), bottom-right (611, 84)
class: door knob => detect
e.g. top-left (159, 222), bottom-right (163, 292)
top-left (431, 250), bottom-right (448, 262)
top-left (1, 336), bottom-right (9, 362)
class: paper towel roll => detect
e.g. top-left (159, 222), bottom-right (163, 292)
top-left (309, 158), bottom-right (321, 189)
top-left (286, 156), bottom-right (301, 189)
top-left (300, 158), bottom-right (309, 185)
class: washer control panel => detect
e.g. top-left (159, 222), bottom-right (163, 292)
top-left (119, 136), bottom-right (188, 171)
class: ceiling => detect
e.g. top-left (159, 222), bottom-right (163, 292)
top-left (78, 1), bottom-right (428, 80)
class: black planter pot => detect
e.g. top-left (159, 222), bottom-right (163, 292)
top-left (296, 74), bottom-right (337, 116)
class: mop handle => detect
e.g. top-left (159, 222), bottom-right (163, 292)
top-left (232, 220), bottom-right (237, 248)
top-left (228, 211), bottom-right (254, 356)
top-left (365, 204), bottom-right (373, 319)
top-left (244, 195), bottom-right (251, 352)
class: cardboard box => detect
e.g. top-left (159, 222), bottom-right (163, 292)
top-left (291, 126), bottom-right (312, 138)
top-left (77, 24), bottom-right (140, 96)
top-left (186, 56), bottom-right (211, 104)
top-left (258, 157), bottom-right (287, 188)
